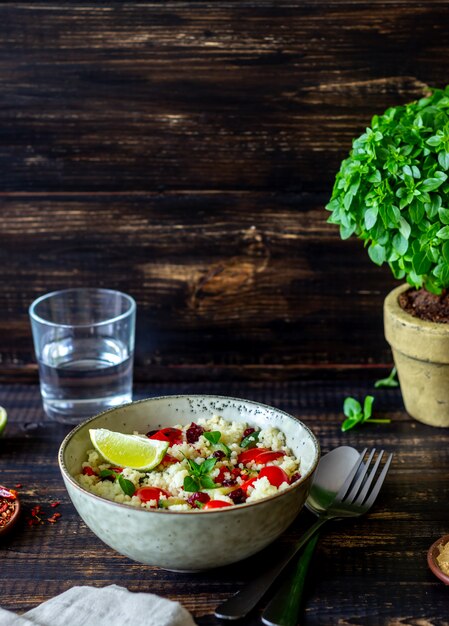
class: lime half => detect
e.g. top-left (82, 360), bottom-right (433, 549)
top-left (89, 428), bottom-right (169, 471)
top-left (0, 407), bottom-right (7, 437)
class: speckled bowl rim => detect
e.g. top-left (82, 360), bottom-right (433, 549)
top-left (427, 534), bottom-right (449, 585)
top-left (59, 394), bottom-right (320, 515)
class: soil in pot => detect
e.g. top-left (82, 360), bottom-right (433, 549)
top-left (399, 288), bottom-right (449, 323)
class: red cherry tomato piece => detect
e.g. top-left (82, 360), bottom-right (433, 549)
top-left (82, 466), bottom-right (96, 476)
top-left (253, 451), bottom-right (285, 465)
top-left (237, 448), bottom-right (270, 465)
top-left (148, 428), bottom-right (182, 445)
top-left (135, 487), bottom-right (170, 503)
top-left (240, 477), bottom-right (257, 494)
top-left (215, 466), bottom-right (228, 484)
top-left (203, 500), bottom-right (233, 510)
top-left (161, 453), bottom-right (178, 465)
top-left (258, 466), bottom-right (289, 488)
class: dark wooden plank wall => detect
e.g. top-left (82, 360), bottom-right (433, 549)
top-left (1, 1), bottom-right (448, 381)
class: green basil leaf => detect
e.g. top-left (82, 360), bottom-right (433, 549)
top-left (374, 367), bottom-right (399, 389)
top-left (427, 134), bottom-right (443, 147)
top-left (118, 475), bottom-right (136, 497)
top-left (412, 251), bottom-right (432, 276)
top-left (241, 431), bottom-right (260, 449)
top-left (187, 459), bottom-right (201, 476)
top-left (341, 416), bottom-right (361, 432)
top-left (199, 476), bottom-right (217, 490)
top-left (364, 207), bottom-right (378, 230)
top-left (437, 226), bottom-right (449, 239)
top-left (422, 173), bottom-right (447, 192)
top-left (363, 396), bottom-right (375, 421)
top-left (442, 242), bottom-right (449, 266)
top-left (200, 457), bottom-right (218, 475)
top-left (368, 243), bottom-right (386, 266)
top-left (438, 207), bottom-right (449, 225)
top-left (343, 397), bottom-right (362, 418)
top-left (214, 442), bottom-right (231, 457)
top-left (438, 152), bottom-right (449, 170)
top-left (99, 469), bottom-right (117, 479)
top-left (203, 431), bottom-right (221, 445)
top-left (183, 476), bottom-right (200, 492)
top-left (393, 233), bottom-right (408, 256)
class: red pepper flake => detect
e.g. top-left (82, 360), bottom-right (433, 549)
top-left (15, 484), bottom-right (23, 489)
top-left (47, 512), bottom-right (62, 524)
top-left (50, 501), bottom-right (60, 508)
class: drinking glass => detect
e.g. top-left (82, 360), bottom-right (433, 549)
top-left (29, 288), bottom-right (136, 424)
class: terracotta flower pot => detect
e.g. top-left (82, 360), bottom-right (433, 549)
top-left (384, 284), bottom-right (449, 427)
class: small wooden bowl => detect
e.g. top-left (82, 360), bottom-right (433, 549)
top-left (0, 487), bottom-right (21, 537)
top-left (428, 534), bottom-right (449, 585)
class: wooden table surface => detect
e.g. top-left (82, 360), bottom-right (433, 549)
top-left (1, 377), bottom-right (448, 625)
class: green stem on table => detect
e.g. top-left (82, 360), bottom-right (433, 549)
top-left (262, 533), bottom-right (320, 626)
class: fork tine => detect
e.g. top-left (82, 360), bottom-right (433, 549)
top-left (344, 448), bottom-right (376, 504)
top-left (334, 448), bottom-right (367, 502)
top-left (353, 450), bottom-right (384, 506)
top-left (363, 452), bottom-right (393, 510)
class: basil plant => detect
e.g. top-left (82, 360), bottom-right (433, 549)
top-left (326, 86), bottom-right (449, 294)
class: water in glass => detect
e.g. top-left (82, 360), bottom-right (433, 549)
top-left (38, 335), bottom-right (133, 423)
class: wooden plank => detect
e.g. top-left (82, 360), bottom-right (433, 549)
top-left (0, 380), bottom-right (448, 625)
top-left (0, 3), bottom-right (441, 191)
top-left (0, 192), bottom-right (397, 379)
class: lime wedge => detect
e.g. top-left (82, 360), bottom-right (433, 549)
top-left (89, 428), bottom-right (169, 471)
top-left (0, 406), bottom-right (7, 437)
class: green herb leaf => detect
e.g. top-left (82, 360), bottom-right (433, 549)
top-left (99, 469), bottom-right (117, 479)
top-left (199, 476), bottom-right (216, 490)
top-left (325, 87), bottom-right (449, 291)
top-left (183, 476), bottom-right (200, 492)
top-left (341, 416), bottom-right (361, 432)
top-left (374, 367), bottom-right (399, 388)
top-left (214, 441), bottom-right (231, 457)
top-left (341, 395), bottom-right (388, 432)
top-left (362, 395), bottom-right (375, 421)
top-left (203, 431), bottom-right (221, 445)
top-left (368, 243), bottom-right (386, 266)
top-left (200, 457), bottom-right (218, 475)
top-left (187, 459), bottom-right (202, 476)
top-left (241, 430), bottom-right (260, 449)
top-left (118, 475), bottom-right (136, 497)
top-left (343, 397), bottom-right (362, 418)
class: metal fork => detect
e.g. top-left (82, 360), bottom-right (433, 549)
top-left (214, 448), bottom-right (393, 622)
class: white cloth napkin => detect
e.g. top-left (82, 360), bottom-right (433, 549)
top-left (0, 585), bottom-right (197, 626)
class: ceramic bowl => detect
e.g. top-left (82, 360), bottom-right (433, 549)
top-left (427, 534), bottom-right (449, 585)
top-left (59, 395), bottom-right (320, 571)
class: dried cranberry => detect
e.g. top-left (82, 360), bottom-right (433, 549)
top-left (243, 427), bottom-right (255, 437)
top-left (229, 488), bottom-right (246, 505)
top-left (186, 422), bottom-right (205, 444)
top-left (222, 478), bottom-right (237, 487)
top-left (290, 472), bottom-right (301, 484)
top-left (187, 492), bottom-right (210, 509)
top-left (213, 450), bottom-right (226, 460)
